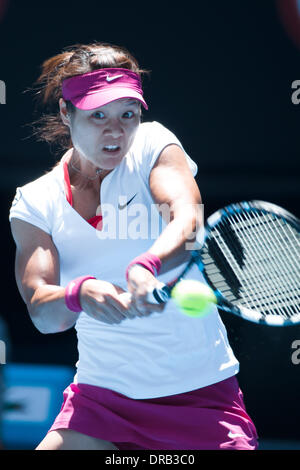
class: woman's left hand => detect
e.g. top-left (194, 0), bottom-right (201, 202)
top-left (127, 264), bottom-right (166, 316)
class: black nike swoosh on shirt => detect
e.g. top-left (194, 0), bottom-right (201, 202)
top-left (118, 193), bottom-right (137, 210)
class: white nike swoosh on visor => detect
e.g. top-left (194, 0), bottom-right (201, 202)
top-left (228, 431), bottom-right (245, 439)
top-left (106, 74), bottom-right (124, 82)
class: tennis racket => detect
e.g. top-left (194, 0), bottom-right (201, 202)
top-left (146, 200), bottom-right (300, 326)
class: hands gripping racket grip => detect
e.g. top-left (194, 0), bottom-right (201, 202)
top-left (146, 282), bottom-right (171, 304)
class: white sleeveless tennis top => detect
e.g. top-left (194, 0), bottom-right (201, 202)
top-left (9, 121), bottom-right (239, 399)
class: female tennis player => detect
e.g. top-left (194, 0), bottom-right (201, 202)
top-left (9, 42), bottom-right (258, 450)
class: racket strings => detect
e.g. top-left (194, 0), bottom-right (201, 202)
top-left (265, 216), bottom-right (300, 279)
top-left (234, 212), bottom-right (299, 317)
top-left (203, 246), bottom-right (297, 318)
top-left (251, 213), bottom-right (300, 292)
top-left (250, 212), bottom-right (300, 299)
top-left (244, 212), bottom-right (300, 278)
top-left (204, 226), bottom-right (260, 313)
top-left (205, 236), bottom-right (242, 296)
top-left (203, 209), bottom-right (300, 319)
top-left (212, 219), bottom-right (266, 313)
top-left (234, 211), bottom-right (299, 318)
top-left (236, 215), bottom-right (299, 317)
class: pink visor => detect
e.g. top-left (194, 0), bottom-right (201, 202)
top-left (62, 68), bottom-right (148, 110)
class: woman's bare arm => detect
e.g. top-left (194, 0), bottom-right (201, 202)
top-left (10, 219), bottom-right (137, 333)
top-left (148, 144), bottom-right (202, 271)
top-left (10, 218), bottom-right (80, 333)
top-left (127, 144), bottom-right (202, 307)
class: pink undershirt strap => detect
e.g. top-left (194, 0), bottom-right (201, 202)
top-left (62, 154), bottom-right (103, 230)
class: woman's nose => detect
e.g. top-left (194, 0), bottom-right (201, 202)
top-left (104, 119), bottom-right (124, 138)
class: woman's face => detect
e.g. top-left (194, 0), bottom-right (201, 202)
top-left (61, 98), bottom-right (141, 171)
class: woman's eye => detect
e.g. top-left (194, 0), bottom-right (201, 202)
top-left (123, 111), bottom-right (134, 118)
top-left (93, 111), bottom-right (105, 119)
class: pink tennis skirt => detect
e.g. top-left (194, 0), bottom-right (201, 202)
top-left (48, 375), bottom-right (258, 450)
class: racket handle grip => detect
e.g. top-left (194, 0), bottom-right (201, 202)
top-left (146, 282), bottom-right (171, 304)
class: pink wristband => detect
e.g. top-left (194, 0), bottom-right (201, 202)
top-left (65, 275), bottom-right (96, 313)
top-left (126, 252), bottom-right (162, 281)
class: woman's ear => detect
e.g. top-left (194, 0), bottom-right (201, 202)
top-left (59, 98), bottom-right (71, 127)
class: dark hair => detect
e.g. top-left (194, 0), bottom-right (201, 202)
top-left (27, 42), bottom-right (150, 155)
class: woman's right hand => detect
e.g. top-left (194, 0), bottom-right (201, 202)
top-left (79, 279), bottom-right (141, 325)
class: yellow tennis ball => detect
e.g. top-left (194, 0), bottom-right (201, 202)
top-left (171, 280), bottom-right (217, 318)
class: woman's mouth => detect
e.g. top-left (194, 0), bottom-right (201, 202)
top-left (102, 145), bottom-right (121, 153)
